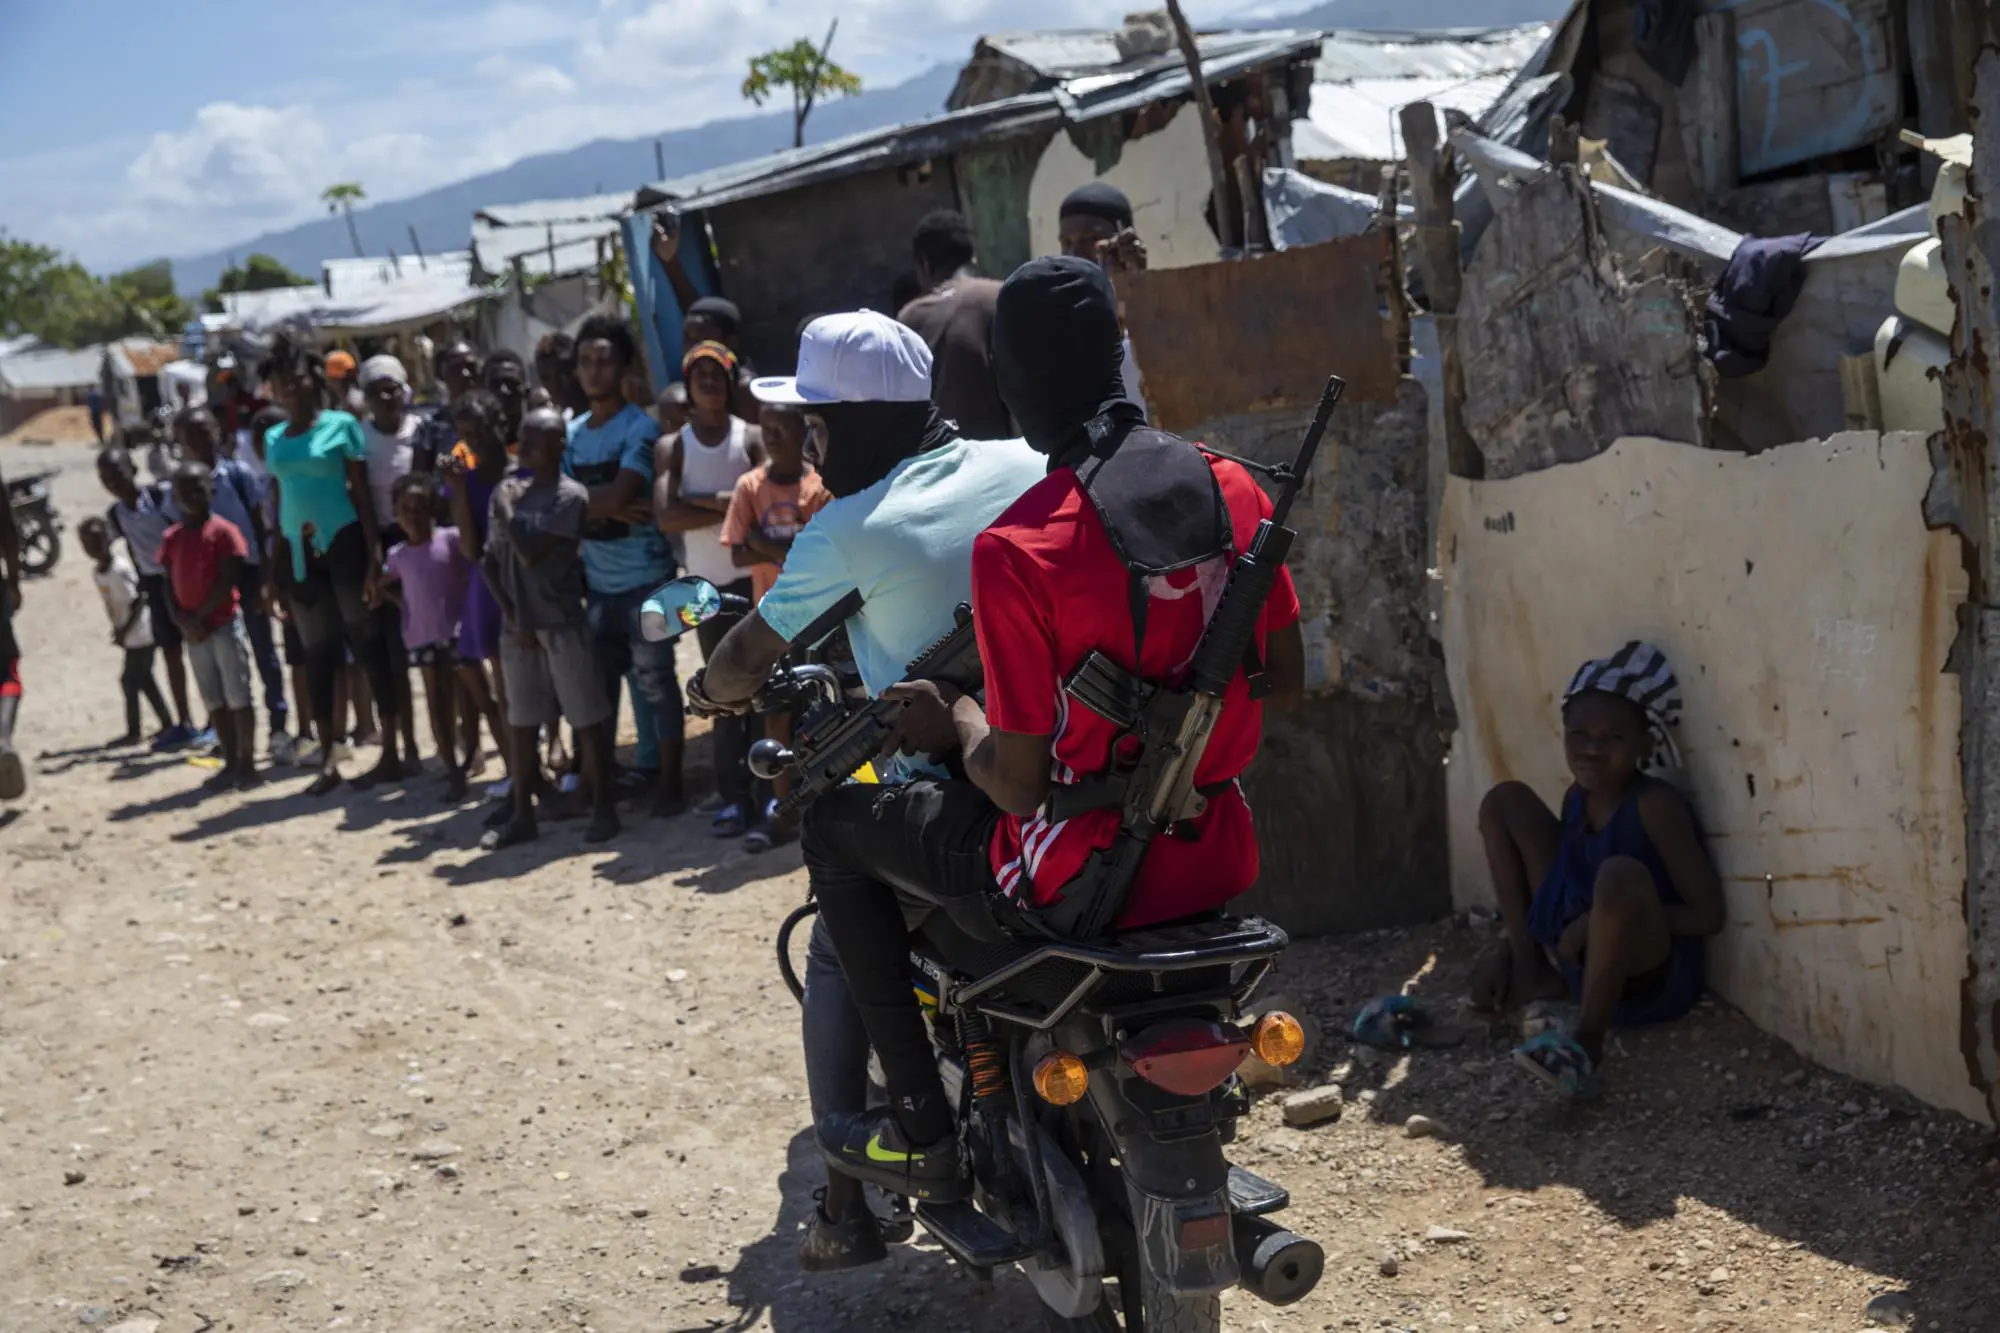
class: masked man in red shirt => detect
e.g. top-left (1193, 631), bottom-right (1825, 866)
top-left (808, 256), bottom-right (1305, 1203)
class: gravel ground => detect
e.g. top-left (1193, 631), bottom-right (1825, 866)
top-left (3, 445), bottom-right (1995, 1333)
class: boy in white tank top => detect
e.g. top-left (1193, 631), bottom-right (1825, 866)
top-left (657, 341), bottom-right (767, 838)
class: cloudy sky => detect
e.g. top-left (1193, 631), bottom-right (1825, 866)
top-left (0, 0), bottom-right (1279, 272)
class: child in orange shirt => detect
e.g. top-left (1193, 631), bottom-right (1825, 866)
top-left (719, 403), bottom-right (830, 849)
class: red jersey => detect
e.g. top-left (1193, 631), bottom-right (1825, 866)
top-left (973, 455), bottom-right (1299, 929)
top-left (158, 516), bottom-right (248, 630)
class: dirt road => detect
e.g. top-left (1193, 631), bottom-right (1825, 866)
top-left (3, 445), bottom-right (1995, 1332)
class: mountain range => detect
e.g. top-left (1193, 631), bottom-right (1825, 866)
top-left (167, 0), bottom-right (1568, 296)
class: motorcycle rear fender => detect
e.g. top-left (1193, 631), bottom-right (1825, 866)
top-left (1085, 1065), bottom-right (1239, 1294)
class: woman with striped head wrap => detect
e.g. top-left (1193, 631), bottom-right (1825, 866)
top-left (1468, 641), bottom-right (1724, 1099)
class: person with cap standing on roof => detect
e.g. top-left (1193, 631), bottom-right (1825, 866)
top-left (795, 255), bottom-right (1305, 1207)
top-left (1057, 181), bottom-right (1151, 421)
top-left (655, 338), bottom-right (766, 839)
top-left (683, 310), bottom-right (1045, 1270)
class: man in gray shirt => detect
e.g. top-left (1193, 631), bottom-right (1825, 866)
top-left (483, 408), bottom-right (617, 850)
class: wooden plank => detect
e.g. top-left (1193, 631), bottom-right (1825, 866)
top-left (1456, 167), bottom-right (1708, 479)
top-left (1399, 101), bottom-right (1478, 480)
top-left (1118, 234), bottom-right (1399, 433)
top-left (1838, 352), bottom-right (1883, 431)
top-left (1730, 0), bottom-right (1900, 177)
top-left (1686, 10), bottom-right (1739, 198)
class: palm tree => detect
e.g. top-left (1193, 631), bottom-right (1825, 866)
top-left (321, 183), bottom-right (367, 258)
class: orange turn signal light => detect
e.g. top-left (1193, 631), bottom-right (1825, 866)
top-left (1032, 1051), bottom-right (1090, 1105)
top-left (1250, 1011), bottom-right (1306, 1067)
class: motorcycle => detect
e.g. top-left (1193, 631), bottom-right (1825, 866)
top-left (6, 469), bottom-right (63, 576)
top-left (643, 575), bottom-right (1326, 1332)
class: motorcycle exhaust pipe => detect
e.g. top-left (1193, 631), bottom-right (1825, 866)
top-left (1233, 1213), bottom-right (1323, 1307)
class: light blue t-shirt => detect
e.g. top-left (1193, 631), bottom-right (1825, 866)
top-left (563, 403), bottom-right (670, 596)
top-left (759, 436), bottom-right (1047, 699)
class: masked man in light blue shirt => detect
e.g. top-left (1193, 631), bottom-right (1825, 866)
top-left (686, 310), bottom-right (1043, 1271)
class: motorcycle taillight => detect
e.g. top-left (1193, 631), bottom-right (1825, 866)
top-left (1120, 1018), bottom-right (1250, 1096)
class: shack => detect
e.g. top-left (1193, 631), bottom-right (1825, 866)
top-left (0, 341), bottom-right (101, 437)
top-left (100, 339), bottom-right (182, 434)
top-left (469, 193), bottom-right (629, 353)
top-left (623, 25), bottom-right (1323, 384)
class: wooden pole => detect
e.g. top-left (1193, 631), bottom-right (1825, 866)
top-left (1164, 0), bottom-right (1239, 251)
top-left (407, 225), bottom-right (428, 271)
top-left (1400, 101), bottom-right (1479, 479)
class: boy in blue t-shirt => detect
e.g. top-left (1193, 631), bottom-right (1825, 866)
top-left (561, 313), bottom-right (683, 817)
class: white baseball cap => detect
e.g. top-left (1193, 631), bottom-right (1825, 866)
top-left (751, 311), bottom-right (932, 405)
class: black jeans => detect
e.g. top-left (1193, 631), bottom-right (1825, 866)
top-left (120, 646), bottom-right (172, 737)
top-left (286, 521), bottom-right (399, 727)
top-left (696, 576), bottom-right (761, 809)
top-left (804, 779), bottom-right (1009, 1112)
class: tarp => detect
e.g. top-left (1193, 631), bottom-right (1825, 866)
top-left (1262, 168), bottom-right (1409, 250)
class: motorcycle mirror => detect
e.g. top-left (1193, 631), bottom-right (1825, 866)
top-left (638, 576), bottom-right (723, 643)
top-left (747, 738), bottom-right (797, 782)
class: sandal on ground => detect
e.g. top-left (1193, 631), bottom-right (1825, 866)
top-left (1513, 1030), bottom-right (1604, 1101)
top-left (479, 818), bottom-right (538, 851)
top-left (711, 802), bottom-right (749, 838)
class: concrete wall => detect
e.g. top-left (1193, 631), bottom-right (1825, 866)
top-left (1027, 104), bottom-right (1221, 270)
top-left (1439, 432), bottom-right (1985, 1122)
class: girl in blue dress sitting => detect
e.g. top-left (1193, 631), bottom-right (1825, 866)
top-left (1468, 642), bottom-right (1724, 1098)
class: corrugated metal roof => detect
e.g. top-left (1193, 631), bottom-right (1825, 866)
top-left (474, 193), bottom-right (630, 228)
top-left (1296, 24), bottom-right (1551, 162)
top-left (972, 26), bottom-right (1300, 83)
top-left (323, 250), bottom-right (474, 300)
top-left (638, 93), bottom-right (1064, 213)
top-left (635, 30), bottom-right (1321, 214)
top-left (0, 344), bottom-right (102, 394)
top-left (1311, 24), bottom-right (1551, 82)
top-left (470, 217), bottom-right (622, 280)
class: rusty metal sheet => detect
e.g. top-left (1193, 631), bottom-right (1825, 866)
top-left (1118, 233), bottom-right (1399, 433)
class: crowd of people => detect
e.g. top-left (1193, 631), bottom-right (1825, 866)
top-left (0, 179), bottom-right (1726, 1273)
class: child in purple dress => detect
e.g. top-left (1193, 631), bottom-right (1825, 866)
top-left (381, 473), bottom-right (472, 800)
top-left (443, 390), bottom-right (512, 822)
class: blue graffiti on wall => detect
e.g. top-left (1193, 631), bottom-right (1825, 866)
top-left (1719, 0), bottom-right (1889, 173)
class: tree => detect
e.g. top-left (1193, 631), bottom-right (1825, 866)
top-left (0, 232), bottom-right (191, 348)
top-left (742, 20), bottom-right (863, 149)
top-left (202, 253), bottom-right (312, 313)
top-left (322, 182), bottom-right (367, 258)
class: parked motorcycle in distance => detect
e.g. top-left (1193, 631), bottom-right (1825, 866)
top-left (6, 469), bottom-right (63, 575)
top-left (644, 575), bottom-right (1328, 1332)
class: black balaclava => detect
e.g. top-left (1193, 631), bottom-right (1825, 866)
top-left (812, 400), bottom-right (956, 499)
top-left (686, 296), bottom-right (741, 337)
top-left (992, 256), bottom-right (1137, 469)
top-left (992, 256), bottom-right (1229, 652)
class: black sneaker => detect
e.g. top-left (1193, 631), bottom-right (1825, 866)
top-left (797, 1187), bottom-right (889, 1273)
top-left (816, 1108), bottom-right (966, 1204)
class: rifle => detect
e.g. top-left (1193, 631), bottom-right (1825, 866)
top-left (750, 605), bottom-right (984, 817)
top-left (1037, 375), bottom-right (1345, 941)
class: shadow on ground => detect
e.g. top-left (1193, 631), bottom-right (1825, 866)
top-left (715, 1129), bottom-right (1051, 1332)
top-left (1271, 919), bottom-right (2000, 1327)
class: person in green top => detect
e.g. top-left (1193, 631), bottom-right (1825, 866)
top-left (258, 333), bottom-right (408, 796)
